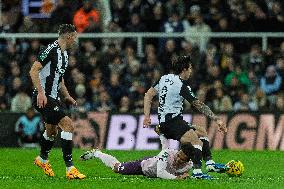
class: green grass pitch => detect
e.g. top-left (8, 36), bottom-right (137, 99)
top-left (0, 148), bottom-right (283, 189)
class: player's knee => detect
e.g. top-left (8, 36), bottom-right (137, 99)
top-left (46, 127), bottom-right (58, 138)
top-left (193, 125), bottom-right (208, 138)
top-left (180, 144), bottom-right (194, 161)
top-left (180, 130), bottom-right (201, 145)
top-left (59, 116), bottom-right (74, 133)
top-left (113, 163), bottom-right (120, 173)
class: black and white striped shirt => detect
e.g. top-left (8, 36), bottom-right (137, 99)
top-left (153, 74), bottom-right (197, 123)
top-left (37, 40), bottom-right (69, 100)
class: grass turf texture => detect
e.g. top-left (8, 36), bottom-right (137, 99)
top-left (0, 149), bottom-right (283, 189)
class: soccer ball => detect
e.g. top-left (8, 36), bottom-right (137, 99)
top-left (225, 160), bottom-right (244, 177)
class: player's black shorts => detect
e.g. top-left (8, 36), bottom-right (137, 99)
top-left (159, 115), bottom-right (195, 141)
top-left (32, 92), bottom-right (66, 125)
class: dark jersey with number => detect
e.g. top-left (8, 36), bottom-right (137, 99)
top-left (36, 40), bottom-right (69, 100)
top-left (153, 74), bottom-right (197, 123)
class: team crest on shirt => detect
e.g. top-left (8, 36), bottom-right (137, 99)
top-left (58, 68), bottom-right (65, 74)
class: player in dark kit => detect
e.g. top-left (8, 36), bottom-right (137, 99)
top-left (29, 24), bottom-right (85, 179)
top-left (143, 55), bottom-right (228, 179)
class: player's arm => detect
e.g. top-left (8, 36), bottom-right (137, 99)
top-left (29, 61), bottom-right (47, 108)
top-left (143, 87), bottom-right (157, 127)
top-left (60, 78), bottom-right (77, 106)
top-left (191, 100), bottom-right (227, 132)
top-left (156, 150), bottom-right (188, 179)
top-left (29, 61), bottom-right (44, 94)
top-left (159, 133), bottom-right (170, 150)
top-left (60, 78), bottom-right (71, 98)
top-left (156, 150), bottom-right (177, 179)
top-left (180, 84), bottom-right (227, 133)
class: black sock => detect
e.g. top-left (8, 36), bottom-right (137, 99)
top-left (181, 143), bottom-right (202, 169)
top-left (40, 136), bottom-right (54, 160)
top-left (61, 138), bottom-right (73, 167)
top-left (192, 147), bottom-right (203, 169)
top-left (200, 138), bottom-right (212, 162)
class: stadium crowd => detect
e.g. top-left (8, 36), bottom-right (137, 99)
top-left (0, 0), bottom-right (284, 113)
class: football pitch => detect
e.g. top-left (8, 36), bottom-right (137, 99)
top-left (0, 148), bottom-right (283, 189)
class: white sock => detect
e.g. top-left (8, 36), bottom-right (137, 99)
top-left (66, 166), bottom-right (74, 172)
top-left (38, 156), bottom-right (47, 163)
top-left (193, 169), bottom-right (202, 174)
top-left (206, 160), bottom-right (215, 165)
top-left (94, 151), bottom-right (120, 170)
top-left (159, 134), bottom-right (169, 150)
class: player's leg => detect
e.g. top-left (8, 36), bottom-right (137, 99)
top-left (193, 124), bottom-right (228, 173)
top-left (191, 125), bottom-right (212, 162)
top-left (34, 124), bottom-right (57, 177)
top-left (33, 95), bottom-right (59, 177)
top-left (58, 116), bottom-right (86, 179)
top-left (180, 130), bottom-right (204, 174)
top-left (160, 117), bottom-right (211, 179)
top-left (80, 149), bottom-right (120, 171)
top-left (37, 124), bottom-right (58, 162)
top-left (113, 160), bottom-right (144, 175)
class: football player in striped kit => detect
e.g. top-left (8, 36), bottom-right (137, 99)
top-left (30, 24), bottom-right (85, 180)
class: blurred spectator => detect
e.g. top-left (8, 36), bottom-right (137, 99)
top-left (160, 11), bottom-right (184, 50)
top-left (103, 20), bottom-right (123, 50)
top-left (165, 0), bottom-right (185, 18)
top-left (0, 11), bottom-right (14, 33)
top-left (0, 85), bottom-right (9, 111)
top-left (260, 65), bottom-right (282, 95)
top-left (241, 44), bottom-right (264, 76)
top-left (11, 86), bottom-right (32, 112)
top-left (110, 0), bottom-right (129, 28)
top-left (119, 96), bottom-right (131, 113)
top-left (125, 13), bottom-right (146, 48)
top-left (206, 0), bottom-right (228, 30)
top-left (126, 13), bottom-right (146, 32)
top-left (15, 107), bottom-right (43, 147)
top-left (146, 3), bottom-right (165, 33)
top-left (49, 0), bottom-right (73, 32)
top-left (159, 39), bottom-right (178, 73)
top-left (253, 87), bottom-right (268, 110)
top-left (0, 66), bottom-right (7, 86)
top-left (224, 65), bottom-right (251, 92)
top-left (212, 87), bottom-right (233, 111)
top-left (73, 0), bottom-right (101, 33)
top-left (219, 42), bottom-right (236, 73)
top-left (268, 1), bottom-right (284, 32)
top-left (214, 17), bottom-right (230, 32)
top-left (185, 14), bottom-right (211, 51)
top-left (276, 57), bottom-right (284, 79)
top-left (93, 91), bottom-right (114, 112)
top-left (18, 16), bottom-right (39, 33)
top-left (275, 94), bottom-right (284, 111)
top-left (75, 84), bottom-right (92, 112)
top-left (106, 73), bottom-right (127, 107)
top-left (0, 42), bottom-right (21, 66)
top-left (108, 55), bottom-right (126, 76)
top-left (233, 93), bottom-right (258, 111)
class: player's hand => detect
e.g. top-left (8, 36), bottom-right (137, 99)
top-left (216, 117), bottom-right (227, 133)
top-left (37, 91), bottom-right (47, 108)
top-left (176, 172), bottom-right (189, 179)
top-left (65, 96), bottom-right (77, 106)
top-left (143, 115), bottom-right (151, 128)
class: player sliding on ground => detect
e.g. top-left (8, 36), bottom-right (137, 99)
top-left (30, 24), bottom-right (85, 179)
top-left (143, 55), bottom-right (228, 179)
top-left (80, 134), bottom-right (193, 179)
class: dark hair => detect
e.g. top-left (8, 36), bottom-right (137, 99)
top-left (172, 55), bottom-right (192, 74)
top-left (58, 24), bottom-right (76, 36)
